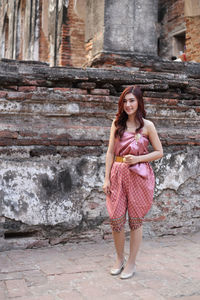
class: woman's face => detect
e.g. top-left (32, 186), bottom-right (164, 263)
top-left (123, 93), bottom-right (138, 116)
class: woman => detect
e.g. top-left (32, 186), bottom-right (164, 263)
top-left (103, 86), bottom-right (163, 280)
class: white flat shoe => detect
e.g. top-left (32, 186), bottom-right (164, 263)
top-left (110, 261), bottom-right (125, 276)
top-left (120, 264), bottom-right (136, 279)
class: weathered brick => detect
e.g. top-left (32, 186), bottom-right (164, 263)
top-left (22, 79), bottom-right (46, 86)
top-left (143, 91), bottom-right (180, 99)
top-left (53, 87), bottom-right (87, 94)
top-left (77, 82), bottom-right (96, 89)
top-left (60, 147), bottom-right (103, 157)
top-left (90, 89), bottom-right (110, 95)
top-left (39, 133), bottom-right (71, 140)
top-left (0, 130), bottom-right (18, 138)
top-left (88, 202), bottom-right (100, 209)
top-left (69, 140), bottom-right (102, 146)
top-left (14, 139), bottom-right (51, 146)
top-left (144, 97), bottom-right (178, 105)
top-left (18, 86), bottom-right (37, 92)
top-left (185, 16), bottom-right (200, 63)
top-left (59, 0), bottom-right (85, 67)
top-left (19, 131), bottom-right (38, 137)
top-left (0, 91), bottom-right (7, 98)
top-left (158, 0), bottom-right (185, 60)
top-left (0, 139), bottom-right (15, 146)
top-left (7, 85), bottom-right (18, 90)
top-left (6, 92), bottom-right (27, 100)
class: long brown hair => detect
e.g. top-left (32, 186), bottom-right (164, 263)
top-left (114, 86), bottom-right (146, 138)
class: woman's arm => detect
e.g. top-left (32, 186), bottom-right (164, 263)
top-left (124, 120), bottom-right (163, 164)
top-left (103, 120), bottom-right (116, 194)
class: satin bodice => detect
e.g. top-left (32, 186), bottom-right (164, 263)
top-left (114, 131), bottom-right (149, 156)
top-left (113, 130), bottom-right (153, 178)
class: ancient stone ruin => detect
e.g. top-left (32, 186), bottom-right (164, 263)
top-left (1, 0), bottom-right (200, 66)
top-left (0, 0), bottom-right (200, 250)
top-left (0, 58), bottom-right (199, 250)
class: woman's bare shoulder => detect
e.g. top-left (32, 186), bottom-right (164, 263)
top-left (144, 119), bottom-right (155, 128)
top-left (143, 119), bottom-right (155, 135)
top-left (111, 118), bottom-right (117, 128)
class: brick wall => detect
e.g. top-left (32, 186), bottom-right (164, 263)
top-left (0, 1), bottom-right (86, 67)
top-left (39, 0), bottom-right (50, 63)
top-left (0, 58), bottom-right (199, 250)
top-left (1, 0), bottom-right (200, 68)
top-left (185, 16), bottom-right (200, 62)
top-left (158, 0), bottom-right (185, 59)
top-left (17, 0), bottom-right (26, 60)
top-left (158, 0), bottom-right (200, 63)
top-left (59, 0), bottom-right (86, 67)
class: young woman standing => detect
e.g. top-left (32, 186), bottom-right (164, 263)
top-left (103, 86), bottom-right (163, 279)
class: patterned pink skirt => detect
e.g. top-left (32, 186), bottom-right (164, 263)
top-left (106, 162), bottom-right (155, 231)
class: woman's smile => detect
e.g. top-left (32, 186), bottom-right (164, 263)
top-left (123, 93), bottom-right (138, 115)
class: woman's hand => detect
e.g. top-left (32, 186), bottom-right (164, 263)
top-left (123, 154), bottom-right (139, 165)
top-left (103, 179), bottom-right (111, 195)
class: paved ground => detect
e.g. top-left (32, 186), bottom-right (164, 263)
top-left (0, 231), bottom-right (200, 300)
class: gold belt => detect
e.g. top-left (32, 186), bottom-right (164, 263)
top-left (115, 156), bottom-right (125, 163)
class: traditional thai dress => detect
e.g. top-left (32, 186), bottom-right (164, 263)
top-left (106, 129), bottom-right (155, 231)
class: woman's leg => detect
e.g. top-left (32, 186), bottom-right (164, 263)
top-left (122, 225), bottom-right (143, 273)
top-left (111, 227), bottom-right (125, 268)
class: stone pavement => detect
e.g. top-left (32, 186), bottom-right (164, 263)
top-left (0, 231), bottom-right (200, 300)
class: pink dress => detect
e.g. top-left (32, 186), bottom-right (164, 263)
top-left (106, 130), bottom-right (155, 231)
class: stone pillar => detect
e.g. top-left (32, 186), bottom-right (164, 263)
top-left (85, 0), bottom-right (158, 66)
top-left (85, 0), bottom-right (105, 64)
top-left (0, 0), bottom-right (16, 59)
